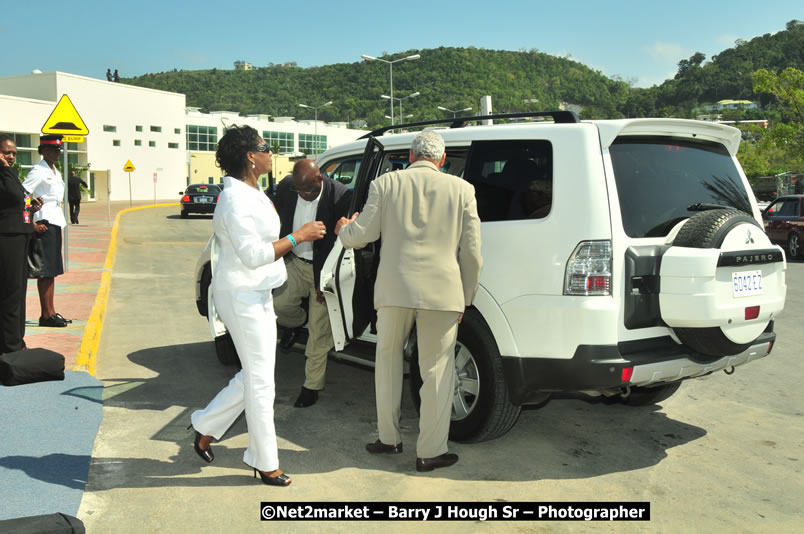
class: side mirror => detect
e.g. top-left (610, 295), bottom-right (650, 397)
top-left (178, 191), bottom-right (184, 195)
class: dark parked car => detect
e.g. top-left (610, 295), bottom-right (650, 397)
top-left (763, 194), bottom-right (804, 259)
top-left (179, 184), bottom-right (221, 218)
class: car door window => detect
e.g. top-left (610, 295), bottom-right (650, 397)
top-left (778, 199), bottom-right (799, 217)
top-left (324, 158), bottom-right (362, 189)
top-left (464, 140), bottom-right (553, 222)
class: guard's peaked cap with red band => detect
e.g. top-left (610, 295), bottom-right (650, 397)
top-left (39, 135), bottom-right (63, 148)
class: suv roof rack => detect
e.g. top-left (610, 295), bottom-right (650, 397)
top-left (360, 110), bottom-right (580, 139)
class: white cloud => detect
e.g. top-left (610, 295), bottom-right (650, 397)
top-left (716, 34), bottom-right (740, 48)
top-left (645, 41), bottom-right (692, 65)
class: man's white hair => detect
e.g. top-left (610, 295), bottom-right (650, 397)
top-left (411, 131), bottom-right (445, 161)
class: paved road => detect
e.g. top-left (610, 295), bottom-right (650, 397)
top-left (78, 206), bottom-right (803, 533)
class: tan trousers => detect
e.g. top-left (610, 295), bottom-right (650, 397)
top-left (273, 255), bottom-right (334, 390)
top-left (375, 306), bottom-right (459, 458)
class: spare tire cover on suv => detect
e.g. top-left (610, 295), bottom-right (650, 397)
top-left (659, 209), bottom-right (786, 358)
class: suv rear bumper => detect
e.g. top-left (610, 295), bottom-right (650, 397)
top-left (501, 331), bottom-right (775, 406)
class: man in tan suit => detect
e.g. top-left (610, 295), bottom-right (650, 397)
top-left (336, 131), bottom-right (482, 472)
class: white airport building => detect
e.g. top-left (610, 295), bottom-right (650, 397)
top-left (0, 71), bottom-right (366, 202)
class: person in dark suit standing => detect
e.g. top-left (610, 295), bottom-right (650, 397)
top-left (67, 171), bottom-right (88, 224)
top-left (0, 134), bottom-right (41, 353)
top-left (273, 159), bottom-right (351, 407)
top-left (336, 131), bottom-right (482, 472)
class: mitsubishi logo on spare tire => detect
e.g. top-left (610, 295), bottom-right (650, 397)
top-left (746, 229), bottom-right (755, 245)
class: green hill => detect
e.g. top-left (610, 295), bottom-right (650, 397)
top-left (124, 21), bottom-right (803, 126)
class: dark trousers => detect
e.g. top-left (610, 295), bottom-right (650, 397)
top-left (69, 198), bottom-right (81, 224)
top-left (0, 233), bottom-right (30, 354)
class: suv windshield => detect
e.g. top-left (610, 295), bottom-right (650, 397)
top-left (610, 136), bottom-right (752, 238)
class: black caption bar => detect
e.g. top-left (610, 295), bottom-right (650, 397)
top-left (259, 502), bottom-right (650, 521)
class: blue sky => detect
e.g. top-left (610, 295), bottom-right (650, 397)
top-left (1, 1), bottom-right (800, 87)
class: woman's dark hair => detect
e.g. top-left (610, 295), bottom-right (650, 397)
top-left (216, 125), bottom-right (260, 178)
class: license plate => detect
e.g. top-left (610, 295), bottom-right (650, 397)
top-left (732, 270), bottom-right (763, 298)
top-left (196, 196), bottom-right (209, 203)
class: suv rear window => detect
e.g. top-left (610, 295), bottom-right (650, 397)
top-left (610, 136), bottom-right (752, 238)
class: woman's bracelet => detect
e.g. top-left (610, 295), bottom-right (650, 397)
top-left (287, 234), bottom-right (298, 248)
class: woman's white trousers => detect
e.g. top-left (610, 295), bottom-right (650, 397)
top-left (191, 288), bottom-right (279, 471)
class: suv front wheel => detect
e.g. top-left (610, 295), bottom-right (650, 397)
top-left (409, 309), bottom-right (521, 442)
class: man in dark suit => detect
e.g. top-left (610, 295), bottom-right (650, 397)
top-left (68, 171), bottom-right (88, 224)
top-left (272, 159), bottom-right (351, 407)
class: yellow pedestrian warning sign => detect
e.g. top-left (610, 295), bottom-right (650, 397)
top-left (41, 94), bottom-right (90, 136)
top-left (123, 160), bottom-right (136, 172)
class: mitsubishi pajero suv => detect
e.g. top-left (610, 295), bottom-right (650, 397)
top-left (196, 112), bottom-right (787, 443)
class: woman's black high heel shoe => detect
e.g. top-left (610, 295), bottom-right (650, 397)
top-left (253, 468), bottom-right (291, 487)
top-left (187, 424), bottom-right (214, 463)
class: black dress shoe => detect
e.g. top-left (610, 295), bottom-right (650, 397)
top-left (365, 439), bottom-right (403, 454)
top-left (279, 327), bottom-right (301, 349)
top-left (54, 313), bottom-right (72, 323)
top-left (187, 425), bottom-right (214, 463)
top-left (416, 453), bottom-right (458, 472)
top-left (39, 315), bottom-right (67, 327)
top-left (294, 386), bottom-right (319, 408)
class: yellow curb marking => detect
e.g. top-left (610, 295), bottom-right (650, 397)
top-left (71, 203), bottom-right (181, 376)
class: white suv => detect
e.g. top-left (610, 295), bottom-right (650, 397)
top-left (196, 112), bottom-right (787, 442)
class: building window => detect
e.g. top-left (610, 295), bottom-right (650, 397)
top-left (187, 125), bottom-right (218, 152)
top-left (113, 139), bottom-right (120, 147)
top-left (16, 152), bottom-right (32, 165)
top-left (168, 142), bottom-right (179, 149)
top-left (6, 133), bottom-right (32, 147)
top-left (263, 131), bottom-right (294, 153)
top-left (149, 141), bottom-right (156, 147)
top-left (103, 125), bottom-right (117, 132)
top-left (299, 133), bottom-right (327, 155)
top-left (150, 126), bottom-right (162, 133)
top-left (136, 125), bottom-right (143, 132)
top-left (174, 128), bottom-right (181, 134)
top-left (134, 140), bottom-right (142, 146)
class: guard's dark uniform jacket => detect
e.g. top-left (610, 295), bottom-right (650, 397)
top-left (0, 166), bottom-right (34, 353)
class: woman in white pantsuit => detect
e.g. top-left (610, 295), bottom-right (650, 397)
top-left (189, 125), bottom-right (325, 486)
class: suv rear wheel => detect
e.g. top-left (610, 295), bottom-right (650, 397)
top-left (409, 309), bottom-right (520, 442)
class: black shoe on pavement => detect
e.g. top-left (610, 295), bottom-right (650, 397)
top-left (54, 313), bottom-right (72, 323)
top-left (365, 439), bottom-right (403, 454)
top-left (279, 327), bottom-right (301, 349)
top-left (39, 315), bottom-right (68, 327)
top-left (293, 386), bottom-right (319, 408)
top-left (416, 453), bottom-right (459, 472)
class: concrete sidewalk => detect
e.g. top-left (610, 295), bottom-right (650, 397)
top-left (23, 199), bottom-right (179, 370)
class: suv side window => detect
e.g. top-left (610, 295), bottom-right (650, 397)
top-left (464, 140), bottom-right (553, 222)
top-left (323, 157), bottom-right (362, 189)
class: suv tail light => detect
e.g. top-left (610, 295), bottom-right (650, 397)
top-left (564, 240), bottom-right (612, 296)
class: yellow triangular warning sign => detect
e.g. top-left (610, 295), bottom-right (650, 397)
top-left (123, 160), bottom-right (136, 172)
top-left (42, 94), bottom-right (90, 136)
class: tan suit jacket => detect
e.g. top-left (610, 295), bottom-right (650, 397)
top-left (339, 160), bottom-right (482, 312)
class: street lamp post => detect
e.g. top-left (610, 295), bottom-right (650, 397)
top-left (437, 105), bottom-right (472, 118)
top-left (298, 101), bottom-right (332, 155)
top-left (382, 91), bottom-right (419, 124)
top-left (362, 53), bottom-right (420, 124)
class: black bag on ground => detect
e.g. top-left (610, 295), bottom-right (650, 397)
top-left (0, 348), bottom-right (65, 386)
top-left (0, 512), bottom-right (85, 533)
top-left (27, 219), bottom-right (48, 278)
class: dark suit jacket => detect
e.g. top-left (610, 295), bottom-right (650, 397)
top-left (0, 166), bottom-right (34, 235)
top-left (273, 175), bottom-right (351, 289)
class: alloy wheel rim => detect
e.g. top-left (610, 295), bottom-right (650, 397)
top-left (452, 342), bottom-right (480, 421)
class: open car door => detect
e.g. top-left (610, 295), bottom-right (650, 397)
top-left (320, 136), bottom-right (384, 350)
